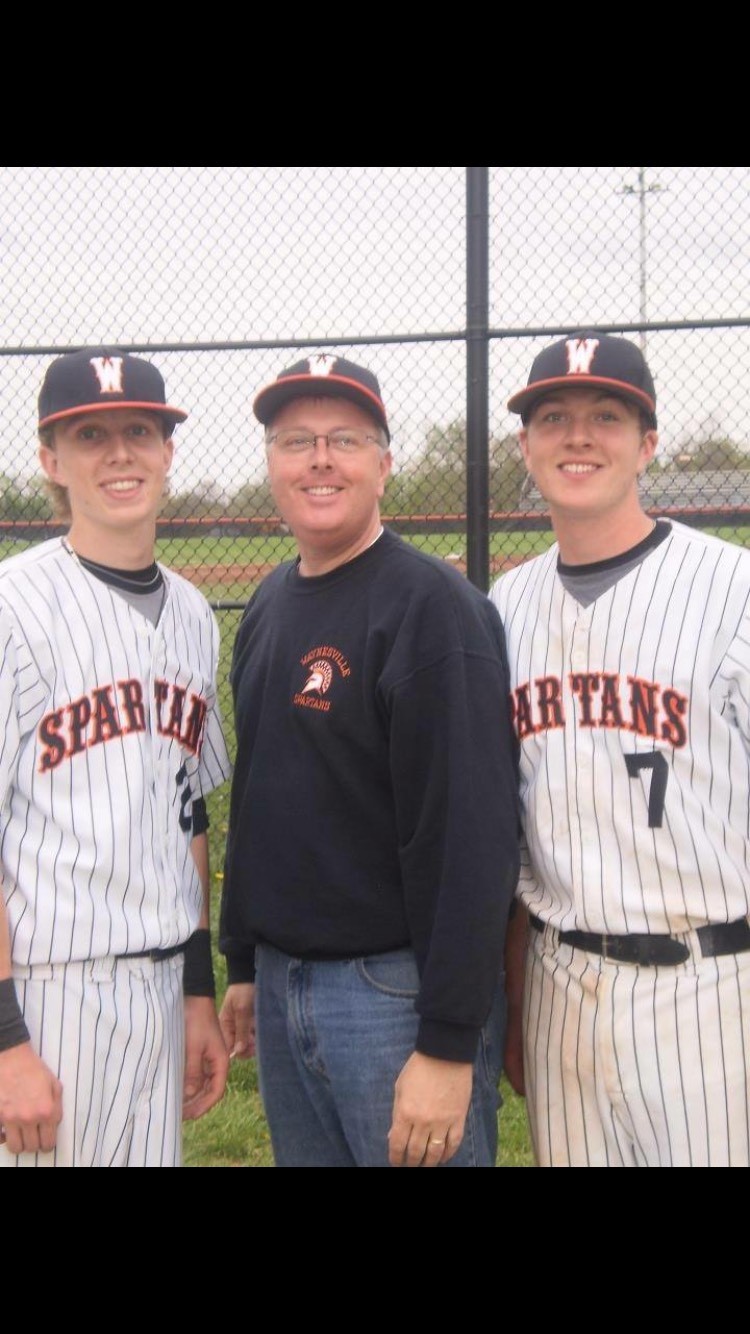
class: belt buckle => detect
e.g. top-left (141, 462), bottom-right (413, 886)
top-left (601, 934), bottom-right (629, 963)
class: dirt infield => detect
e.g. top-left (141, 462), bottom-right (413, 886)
top-left (173, 555), bottom-right (526, 587)
top-left (173, 563), bottom-right (276, 585)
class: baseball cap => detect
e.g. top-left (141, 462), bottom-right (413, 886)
top-left (507, 332), bottom-right (657, 428)
top-left (38, 347), bottom-right (188, 432)
top-left (253, 353), bottom-right (390, 441)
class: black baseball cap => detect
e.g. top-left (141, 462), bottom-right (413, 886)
top-left (253, 354), bottom-right (390, 441)
top-left (38, 347), bottom-right (188, 432)
top-left (508, 332), bottom-right (657, 429)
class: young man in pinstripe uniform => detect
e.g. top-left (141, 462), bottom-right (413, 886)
top-left (491, 331), bottom-right (750, 1167)
top-left (0, 347), bottom-right (231, 1166)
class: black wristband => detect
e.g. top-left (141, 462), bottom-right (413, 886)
top-left (182, 929), bottom-right (216, 998)
top-left (0, 977), bottom-right (30, 1053)
top-left (192, 796), bottom-right (209, 837)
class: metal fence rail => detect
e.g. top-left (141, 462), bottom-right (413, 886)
top-left (0, 165), bottom-right (747, 627)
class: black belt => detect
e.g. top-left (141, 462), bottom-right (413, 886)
top-left (118, 944), bottom-right (185, 962)
top-left (529, 913), bottom-right (750, 966)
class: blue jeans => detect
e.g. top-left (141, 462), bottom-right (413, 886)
top-left (254, 943), bottom-right (505, 1167)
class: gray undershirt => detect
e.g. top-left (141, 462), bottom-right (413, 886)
top-left (557, 520), bottom-right (671, 607)
top-left (69, 545), bottom-right (166, 625)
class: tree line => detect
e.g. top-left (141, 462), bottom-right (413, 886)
top-left (1, 425), bottom-right (747, 523)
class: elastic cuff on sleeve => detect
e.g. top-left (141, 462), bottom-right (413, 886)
top-left (225, 951), bottom-right (256, 986)
top-left (415, 1017), bottom-right (479, 1064)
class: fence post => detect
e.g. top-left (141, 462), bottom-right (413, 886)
top-left (465, 167), bottom-right (490, 592)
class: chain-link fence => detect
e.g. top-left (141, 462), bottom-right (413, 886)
top-left (1, 166), bottom-right (748, 708)
top-left (1, 167), bottom-right (747, 1164)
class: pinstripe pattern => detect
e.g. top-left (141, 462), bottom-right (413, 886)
top-left (0, 537), bottom-right (231, 1167)
top-left (522, 927), bottom-right (750, 1166)
top-left (1, 954), bottom-right (185, 1167)
top-left (0, 538), bottom-right (230, 965)
top-left (491, 520), bottom-right (750, 1166)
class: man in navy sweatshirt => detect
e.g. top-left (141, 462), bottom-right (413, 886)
top-left (219, 354), bottom-right (520, 1167)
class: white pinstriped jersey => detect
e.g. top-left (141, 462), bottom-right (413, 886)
top-left (0, 537), bottom-right (231, 966)
top-left (490, 520), bottom-right (750, 936)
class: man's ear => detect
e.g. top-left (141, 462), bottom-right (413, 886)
top-left (637, 429), bottom-right (658, 474)
top-left (38, 442), bottom-right (60, 482)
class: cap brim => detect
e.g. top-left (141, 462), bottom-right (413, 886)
top-left (253, 374), bottom-right (390, 439)
top-left (38, 401), bottom-right (188, 431)
top-left (508, 375), bottom-right (657, 427)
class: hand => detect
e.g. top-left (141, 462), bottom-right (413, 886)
top-left (0, 1042), bottom-right (63, 1155)
top-left (218, 982), bottom-right (256, 1060)
top-left (387, 1051), bottom-right (473, 1167)
top-left (182, 996), bottom-right (230, 1121)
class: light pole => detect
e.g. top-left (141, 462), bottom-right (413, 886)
top-left (619, 168), bottom-right (663, 351)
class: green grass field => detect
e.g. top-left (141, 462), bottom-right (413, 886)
top-left (1, 522), bottom-right (746, 594)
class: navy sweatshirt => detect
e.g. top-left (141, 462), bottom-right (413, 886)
top-left (219, 529), bottom-right (521, 1062)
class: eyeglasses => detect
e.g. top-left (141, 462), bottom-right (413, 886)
top-left (267, 429), bottom-right (382, 455)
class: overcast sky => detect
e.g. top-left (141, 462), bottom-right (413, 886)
top-left (0, 167), bottom-right (746, 491)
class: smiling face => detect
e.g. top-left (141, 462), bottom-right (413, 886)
top-left (39, 408), bottom-right (173, 564)
top-left (265, 395), bottom-right (392, 575)
top-left (520, 386), bottom-right (658, 560)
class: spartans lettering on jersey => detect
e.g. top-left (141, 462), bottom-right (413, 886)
top-left (37, 677), bottom-right (209, 771)
top-left (512, 672), bottom-right (688, 747)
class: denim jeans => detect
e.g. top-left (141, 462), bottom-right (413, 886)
top-left (254, 942), bottom-right (506, 1167)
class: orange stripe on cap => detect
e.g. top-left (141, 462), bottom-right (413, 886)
top-left (253, 355), bottom-right (390, 440)
top-left (38, 401), bottom-right (187, 429)
top-left (507, 374), bottom-right (656, 420)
